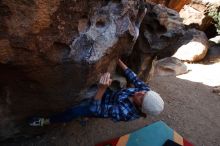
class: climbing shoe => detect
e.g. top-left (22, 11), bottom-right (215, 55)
top-left (28, 117), bottom-right (50, 127)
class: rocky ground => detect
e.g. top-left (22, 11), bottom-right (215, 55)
top-left (2, 62), bottom-right (220, 146)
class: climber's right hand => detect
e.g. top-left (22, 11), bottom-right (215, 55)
top-left (99, 72), bottom-right (112, 89)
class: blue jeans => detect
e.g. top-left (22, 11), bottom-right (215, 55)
top-left (49, 99), bottom-right (95, 123)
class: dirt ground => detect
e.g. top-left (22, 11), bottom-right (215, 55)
top-left (2, 62), bottom-right (220, 146)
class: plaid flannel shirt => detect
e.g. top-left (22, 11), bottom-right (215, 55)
top-left (89, 68), bottom-right (150, 121)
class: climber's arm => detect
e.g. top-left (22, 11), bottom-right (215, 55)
top-left (118, 59), bottom-right (150, 90)
top-left (118, 59), bottom-right (128, 71)
top-left (94, 72), bottom-right (112, 100)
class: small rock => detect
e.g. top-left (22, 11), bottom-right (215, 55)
top-left (153, 57), bottom-right (188, 77)
top-left (213, 86), bottom-right (220, 95)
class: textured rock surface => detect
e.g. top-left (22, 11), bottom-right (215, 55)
top-left (0, 0), bottom-right (203, 140)
top-left (128, 3), bottom-right (185, 81)
top-left (173, 29), bottom-right (209, 62)
top-left (147, 0), bottom-right (190, 12)
top-left (152, 57), bottom-right (188, 77)
top-left (0, 0), bottom-right (146, 140)
top-left (179, 0), bottom-right (220, 38)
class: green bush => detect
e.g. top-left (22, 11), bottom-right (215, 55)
top-left (208, 10), bottom-right (220, 34)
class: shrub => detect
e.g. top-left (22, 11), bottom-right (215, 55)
top-left (208, 9), bottom-right (220, 34)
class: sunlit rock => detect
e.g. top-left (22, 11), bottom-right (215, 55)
top-left (179, 0), bottom-right (220, 38)
top-left (173, 29), bottom-right (208, 62)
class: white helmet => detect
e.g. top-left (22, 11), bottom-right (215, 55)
top-left (141, 90), bottom-right (164, 116)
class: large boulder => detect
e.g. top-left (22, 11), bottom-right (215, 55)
top-left (179, 0), bottom-right (220, 38)
top-left (0, 0), bottom-right (146, 140)
top-left (127, 3), bottom-right (185, 81)
top-left (173, 29), bottom-right (209, 62)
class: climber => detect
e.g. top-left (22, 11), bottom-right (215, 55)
top-left (29, 59), bottom-right (164, 126)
